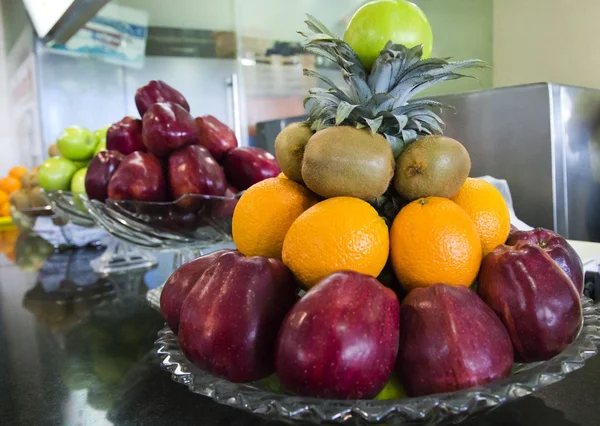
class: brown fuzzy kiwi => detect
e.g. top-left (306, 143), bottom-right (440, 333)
top-left (48, 144), bottom-right (60, 157)
top-left (10, 190), bottom-right (31, 209)
top-left (302, 126), bottom-right (394, 201)
top-left (274, 122), bottom-right (313, 183)
top-left (394, 135), bottom-right (471, 200)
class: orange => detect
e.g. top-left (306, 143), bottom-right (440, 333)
top-left (277, 172), bottom-right (288, 179)
top-left (0, 177), bottom-right (21, 195)
top-left (451, 178), bottom-right (511, 256)
top-left (9, 166), bottom-right (28, 180)
top-left (0, 191), bottom-right (7, 206)
top-left (232, 177), bottom-right (318, 259)
top-left (282, 197), bottom-right (389, 288)
top-left (0, 203), bottom-right (9, 217)
top-left (390, 197), bottom-right (482, 291)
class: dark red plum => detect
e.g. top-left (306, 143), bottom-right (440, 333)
top-left (275, 271), bottom-right (399, 399)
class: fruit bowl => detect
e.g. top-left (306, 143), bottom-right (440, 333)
top-left (43, 190), bottom-right (95, 227)
top-left (83, 192), bottom-right (241, 251)
top-left (152, 295), bottom-right (600, 425)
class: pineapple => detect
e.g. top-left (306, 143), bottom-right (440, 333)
top-left (300, 14), bottom-right (487, 158)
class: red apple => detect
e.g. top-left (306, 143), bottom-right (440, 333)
top-left (106, 116), bottom-right (145, 156)
top-left (168, 145), bottom-right (226, 208)
top-left (222, 147), bottom-right (280, 190)
top-left (506, 228), bottom-right (584, 295)
top-left (160, 250), bottom-right (230, 332)
top-left (195, 115), bottom-right (238, 161)
top-left (142, 102), bottom-right (198, 157)
top-left (85, 150), bottom-right (124, 202)
top-left (135, 80), bottom-right (190, 116)
top-left (398, 284), bottom-right (513, 397)
top-left (478, 242), bottom-right (582, 362)
top-left (107, 152), bottom-right (167, 202)
top-left (210, 184), bottom-right (240, 220)
top-left (275, 271), bottom-right (399, 399)
top-left (178, 251), bottom-right (297, 383)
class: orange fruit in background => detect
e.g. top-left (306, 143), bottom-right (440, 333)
top-left (9, 166), bottom-right (28, 180)
top-left (390, 197), bottom-right (482, 291)
top-left (277, 172), bottom-right (288, 179)
top-left (0, 203), bottom-right (9, 217)
top-left (0, 177), bottom-right (21, 195)
top-left (282, 197), bottom-right (389, 288)
top-left (232, 177), bottom-right (318, 259)
top-left (451, 178), bottom-right (511, 257)
top-left (0, 191), bottom-right (7, 206)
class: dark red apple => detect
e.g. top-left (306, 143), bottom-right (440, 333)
top-left (507, 228), bottom-right (584, 295)
top-left (398, 284), bottom-right (513, 397)
top-left (210, 184), bottom-right (240, 220)
top-left (478, 242), bottom-right (582, 362)
top-left (168, 145), bottom-right (226, 207)
top-left (178, 251), bottom-right (297, 382)
top-left (222, 147), bottom-right (280, 190)
top-left (135, 80), bottom-right (190, 116)
top-left (106, 117), bottom-right (145, 155)
top-left (195, 115), bottom-right (238, 161)
top-left (107, 152), bottom-right (167, 202)
top-left (275, 271), bottom-right (399, 399)
top-left (160, 250), bottom-right (230, 332)
top-left (85, 150), bottom-right (124, 202)
top-left (142, 102), bottom-right (198, 157)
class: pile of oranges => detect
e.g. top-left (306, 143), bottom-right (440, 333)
top-left (0, 166), bottom-right (28, 217)
top-left (232, 175), bottom-right (510, 292)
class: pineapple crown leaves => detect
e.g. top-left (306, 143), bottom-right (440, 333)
top-left (300, 14), bottom-right (489, 157)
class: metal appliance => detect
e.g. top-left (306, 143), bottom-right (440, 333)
top-left (255, 83), bottom-right (600, 242)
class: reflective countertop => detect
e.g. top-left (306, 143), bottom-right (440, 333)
top-left (1, 238), bottom-right (600, 426)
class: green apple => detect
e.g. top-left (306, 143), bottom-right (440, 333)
top-left (73, 160), bottom-right (89, 170)
top-left (71, 167), bottom-right (87, 194)
top-left (57, 126), bottom-right (97, 161)
top-left (94, 126), bottom-right (110, 145)
top-left (38, 157), bottom-right (78, 192)
top-left (344, 0), bottom-right (433, 70)
top-left (93, 141), bottom-right (107, 156)
top-left (375, 375), bottom-right (406, 400)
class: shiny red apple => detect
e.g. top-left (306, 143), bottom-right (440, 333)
top-left (196, 115), bottom-right (238, 161)
top-left (106, 117), bottom-right (145, 155)
top-left (107, 152), bottom-right (167, 202)
top-left (85, 150), bottom-right (124, 202)
top-left (160, 250), bottom-right (230, 332)
top-left (478, 242), bottom-right (582, 362)
top-left (178, 251), bottom-right (297, 383)
top-left (142, 102), bottom-right (198, 157)
top-left (506, 228), bottom-right (584, 295)
top-left (398, 284), bottom-right (513, 397)
top-left (135, 80), bottom-right (190, 116)
top-left (222, 147), bottom-right (280, 190)
top-left (168, 145), bottom-right (226, 207)
top-left (275, 271), bottom-right (399, 399)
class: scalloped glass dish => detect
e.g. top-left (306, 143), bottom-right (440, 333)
top-left (84, 192), bottom-right (240, 251)
top-left (43, 190), bottom-right (96, 227)
top-left (154, 297), bottom-right (600, 425)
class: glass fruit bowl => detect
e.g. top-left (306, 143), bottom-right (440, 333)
top-left (43, 190), bottom-right (96, 228)
top-left (83, 193), bottom-right (241, 251)
top-left (152, 293), bottom-right (600, 425)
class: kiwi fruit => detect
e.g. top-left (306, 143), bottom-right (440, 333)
top-left (394, 135), bottom-right (471, 200)
top-left (29, 187), bottom-right (47, 208)
top-left (21, 171), bottom-right (38, 190)
top-left (48, 144), bottom-right (61, 157)
top-left (302, 126), bottom-right (394, 201)
top-left (10, 189), bottom-right (31, 209)
top-left (274, 122), bottom-right (313, 183)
